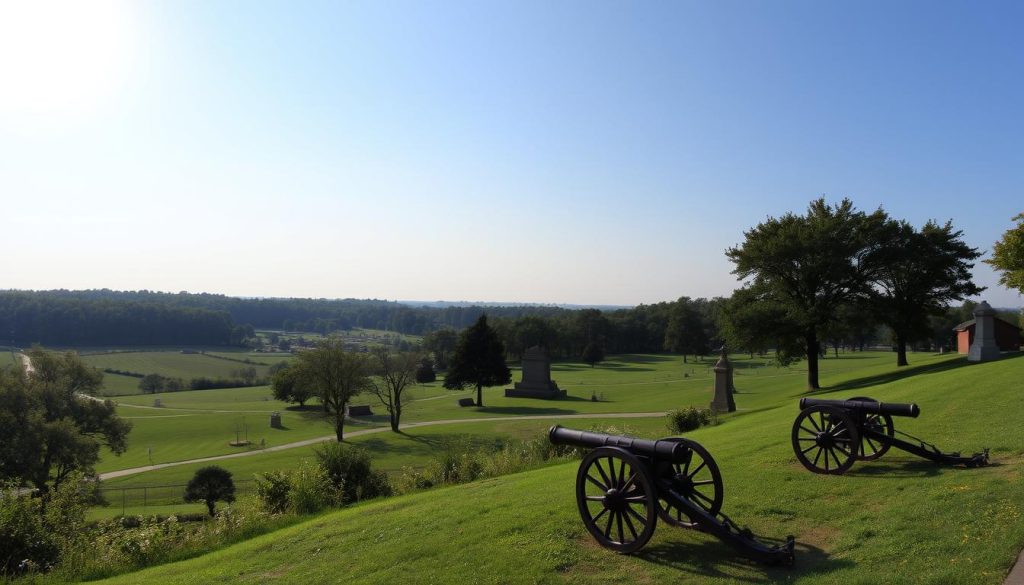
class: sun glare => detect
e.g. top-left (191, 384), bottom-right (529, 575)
top-left (0, 0), bottom-right (135, 119)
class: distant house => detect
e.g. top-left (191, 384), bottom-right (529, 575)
top-left (953, 318), bottom-right (1022, 354)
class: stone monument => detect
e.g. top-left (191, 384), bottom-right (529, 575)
top-left (968, 300), bottom-right (1001, 362)
top-left (710, 347), bottom-right (736, 413)
top-left (505, 346), bottom-right (566, 399)
top-left (269, 412), bottom-right (282, 428)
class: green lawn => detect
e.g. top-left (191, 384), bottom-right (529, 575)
top-left (89, 351), bottom-right (1024, 584)
top-left (82, 351), bottom-right (273, 395)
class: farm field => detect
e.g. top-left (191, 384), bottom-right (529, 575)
top-left (79, 350), bottom-right (275, 396)
top-left (90, 351), bottom-right (1024, 585)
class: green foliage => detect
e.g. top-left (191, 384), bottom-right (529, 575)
top-left (663, 296), bottom-right (713, 362)
top-left (0, 483), bottom-right (60, 575)
top-left (367, 348), bottom-right (419, 432)
top-left (253, 470), bottom-right (292, 515)
top-left (314, 442), bottom-right (392, 504)
top-left (985, 212), bottom-right (1024, 293)
top-left (270, 365), bottom-right (314, 407)
top-left (666, 406), bottom-right (713, 433)
top-left (285, 463), bottom-right (335, 515)
top-left (871, 219), bottom-right (982, 366)
top-left (0, 349), bottom-right (132, 492)
top-left (442, 315), bottom-right (511, 407)
top-left (183, 466), bottom-right (236, 517)
top-left (292, 338), bottom-right (372, 441)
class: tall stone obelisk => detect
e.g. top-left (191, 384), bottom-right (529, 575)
top-left (968, 300), bottom-right (1001, 362)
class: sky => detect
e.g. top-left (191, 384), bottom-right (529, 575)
top-left (1, 0), bottom-right (1022, 307)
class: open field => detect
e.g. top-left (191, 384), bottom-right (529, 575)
top-left (89, 351), bottom-right (1024, 584)
top-left (82, 351), bottom-right (273, 380)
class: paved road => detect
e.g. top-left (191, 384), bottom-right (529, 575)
top-left (97, 411), bottom-right (667, 480)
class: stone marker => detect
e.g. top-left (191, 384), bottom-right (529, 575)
top-left (153, 398), bottom-right (162, 408)
top-left (968, 300), bottom-right (1001, 362)
top-left (710, 347), bottom-right (736, 413)
top-left (505, 346), bottom-right (566, 399)
top-left (269, 412), bottom-right (282, 428)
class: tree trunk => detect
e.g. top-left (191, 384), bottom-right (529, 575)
top-left (806, 330), bottom-right (820, 391)
top-left (390, 410), bottom-right (399, 432)
top-left (206, 500), bottom-right (216, 517)
top-left (476, 383), bottom-right (483, 407)
top-left (334, 411), bottom-right (345, 442)
top-left (896, 332), bottom-right (909, 367)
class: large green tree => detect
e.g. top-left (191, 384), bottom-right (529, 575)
top-left (725, 198), bottom-right (887, 390)
top-left (423, 328), bottom-right (458, 368)
top-left (0, 348), bottom-right (131, 493)
top-left (872, 219), bottom-right (983, 366)
top-left (292, 338), bottom-right (371, 441)
top-left (663, 297), bottom-right (711, 363)
top-left (183, 466), bottom-right (236, 517)
top-left (984, 212), bottom-right (1024, 294)
top-left (442, 315), bottom-right (511, 407)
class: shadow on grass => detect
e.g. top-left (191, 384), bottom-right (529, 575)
top-left (468, 407), bottom-right (577, 415)
top-left (636, 535), bottom-right (848, 583)
top-left (845, 457), bottom-right (997, 478)
top-left (803, 357), bottom-right (979, 397)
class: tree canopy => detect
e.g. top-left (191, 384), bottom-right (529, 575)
top-left (985, 212), bottom-right (1024, 294)
top-left (725, 198), bottom-right (887, 390)
top-left (183, 466), bottom-right (236, 517)
top-left (0, 348), bottom-right (131, 492)
top-left (872, 219), bottom-right (982, 365)
top-left (442, 315), bottom-right (511, 407)
top-left (367, 348), bottom-right (418, 432)
top-left (292, 338), bottom-right (371, 441)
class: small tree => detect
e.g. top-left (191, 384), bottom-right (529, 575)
top-left (138, 373), bottom-right (165, 394)
top-left (985, 212), bottom-right (1024, 294)
top-left (271, 365), bottom-right (314, 407)
top-left (183, 466), bottom-right (236, 517)
top-left (367, 348), bottom-right (418, 432)
top-left (183, 467), bottom-right (234, 516)
top-left (442, 315), bottom-right (511, 407)
top-left (581, 342), bottom-right (605, 367)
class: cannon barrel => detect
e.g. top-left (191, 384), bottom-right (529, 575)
top-left (798, 397), bottom-right (920, 418)
top-left (549, 425), bottom-right (689, 462)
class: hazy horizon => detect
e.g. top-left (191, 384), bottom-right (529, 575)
top-left (2, 1), bottom-right (1022, 308)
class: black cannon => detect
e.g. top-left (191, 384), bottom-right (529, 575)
top-left (549, 425), bottom-right (795, 565)
top-left (791, 396), bottom-right (989, 475)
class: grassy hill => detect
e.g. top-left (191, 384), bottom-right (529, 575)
top-left (87, 352), bottom-right (1024, 584)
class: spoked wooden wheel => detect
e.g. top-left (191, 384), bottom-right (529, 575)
top-left (792, 405), bottom-right (860, 475)
top-left (848, 396), bottom-right (894, 461)
top-left (576, 446), bottom-right (657, 553)
top-left (654, 437), bottom-right (723, 529)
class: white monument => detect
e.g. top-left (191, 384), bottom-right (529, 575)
top-left (967, 300), bottom-right (1001, 362)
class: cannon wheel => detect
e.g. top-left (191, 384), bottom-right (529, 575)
top-left (654, 437), bottom-right (723, 529)
top-left (576, 446), bottom-right (657, 553)
top-left (848, 396), bottom-right (894, 461)
top-left (792, 405), bottom-right (860, 475)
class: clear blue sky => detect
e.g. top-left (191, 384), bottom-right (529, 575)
top-left (1, 0), bottom-right (1021, 307)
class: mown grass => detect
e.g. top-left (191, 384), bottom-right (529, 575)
top-left (82, 351), bottom-right (273, 395)
top-left (84, 351), bottom-right (1024, 584)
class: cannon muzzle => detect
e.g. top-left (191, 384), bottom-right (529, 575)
top-left (549, 425), bottom-right (690, 462)
top-left (798, 397), bottom-right (920, 418)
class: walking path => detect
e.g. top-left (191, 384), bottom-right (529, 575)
top-left (98, 411), bottom-right (666, 481)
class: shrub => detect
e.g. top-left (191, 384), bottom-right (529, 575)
top-left (287, 463), bottom-right (335, 514)
top-left (0, 484), bottom-right (60, 575)
top-left (667, 406), bottom-right (713, 434)
top-left (415, 358), bottom-right (436, 383)
top-left (254, 470), bottom-right (292, 514)
top-left (184, 466), bottom-right (236, 517)
top-left (314, 442), bottom-right (391, 504)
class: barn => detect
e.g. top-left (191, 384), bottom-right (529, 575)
top-left (954, 317), bottom-right (1022, 354)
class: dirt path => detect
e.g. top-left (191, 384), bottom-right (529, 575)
top-left (97, 411), bottom-right (667, 481)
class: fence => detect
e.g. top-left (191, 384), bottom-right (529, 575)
top-left (98, 479), bottom-right (256, 516)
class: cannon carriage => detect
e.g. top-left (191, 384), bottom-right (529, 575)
top-left (791, 396), bottom-right (989, 475)
top-left (549, 425), bottom-right (795, 565)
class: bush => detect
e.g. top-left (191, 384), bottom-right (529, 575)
top-left (667, 406), bottom-right (713, 433)
top-left (314, 442), bottom-right (391, 504)
top-left (0, 484), bottom-right (60, 575)
top-left (254, 470), bottom-right (292, 515)
top-left (184, 466), bottom-right (236, 517)
top-left (287, 463), bottom-right (335, 514)
top-left (415, 358), bottom-right (436, 383)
